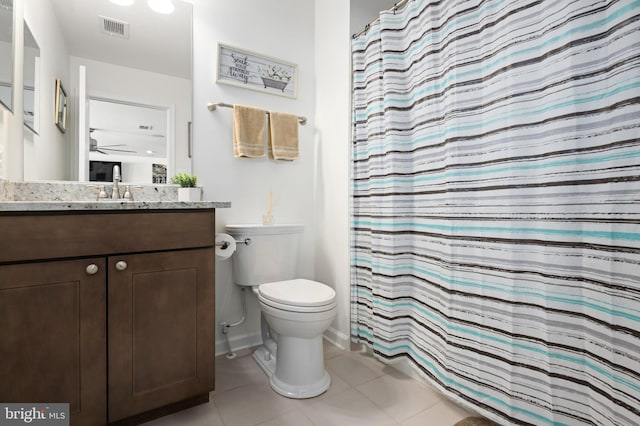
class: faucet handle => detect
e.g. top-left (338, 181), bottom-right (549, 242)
top-left (122, 185), bottom-right (143, 201)
top-left (111, 182), bottom-right (121, 200)
top-left (87, 185), bottom-right (109, 201)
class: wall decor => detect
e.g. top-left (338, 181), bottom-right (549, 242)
top-left (152, 163), bottom-right (167, 184)
top-left (217, 43), bottom-right (298, 99)
top-left (54, 78), bottom-right (67, 133)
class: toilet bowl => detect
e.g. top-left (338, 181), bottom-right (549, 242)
top-left (225, 224), bottom-right (337, 398)
top-left (256, 279), bottom-right (336, 398)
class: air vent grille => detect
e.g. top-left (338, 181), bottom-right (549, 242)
top-left (100, 16), bottom-right (129, 38)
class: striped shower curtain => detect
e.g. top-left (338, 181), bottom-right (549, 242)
top-left (350, 1), bottom-right (640, 424)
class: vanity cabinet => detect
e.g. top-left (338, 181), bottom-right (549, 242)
top-left (108, 249), bottom-right (214, 422)
top-left (0, 258), bottom-right (107, 425)
top-left (0, 208), bottom-right (216, 426)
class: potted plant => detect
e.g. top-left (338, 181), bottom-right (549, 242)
top-left (171, 173), bottom-right (202, 202)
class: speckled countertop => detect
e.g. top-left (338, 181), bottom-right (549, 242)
top-left (0, 200), bottom-right (231, 212)
top-left (0, 179), bottom-right (231, 211)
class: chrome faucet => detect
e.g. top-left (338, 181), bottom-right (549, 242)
top-left (111, 165), bottom-right (121, 199)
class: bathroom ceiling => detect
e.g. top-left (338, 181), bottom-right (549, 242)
top-left (49, 0), bottom-right (191, 79)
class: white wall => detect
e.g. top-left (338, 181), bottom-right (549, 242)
top-left (0, 25), bottom-right (10, 177)
top-left (23, 0), bottom-right (70, 181)
top-left (310, 0), bottom-right (396, 348)
top-left (191, 0), bottom-right (317, 354)
top-left (313, 0), bottom-right (353, 347)
top-left (350, 0), bottom-right (396, 34)
top-left (3, 0), bottom-right (23, 180)
top-left (0, 109), bottom-right (7, 177)
top-left (0, 41), bottom-right (13, 109)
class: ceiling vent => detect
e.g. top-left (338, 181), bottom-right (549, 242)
top-left (100, 16), bottom-right (129, 39)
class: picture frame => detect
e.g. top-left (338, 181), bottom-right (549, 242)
top-left (54, 78), bottom-right (67, 133)
top-left (216, 43), bottom-right (298, 99)
top-left (152, 163), bottom-right (167, 184)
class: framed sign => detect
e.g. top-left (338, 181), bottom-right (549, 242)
top-left (217, 43), bottom-right (298, 99)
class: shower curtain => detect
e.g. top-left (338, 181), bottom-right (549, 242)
top-left (350, 1), bottom-right (640, 424)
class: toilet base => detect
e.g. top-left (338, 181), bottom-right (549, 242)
top-left (253, 346), bottom-right (277, 378)
top-left (270, 368), bottom-right (331, 400)
top-left (252, 339), bottom-right (331, 399)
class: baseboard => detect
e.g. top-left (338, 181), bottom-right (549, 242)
top-left (215, 331), bottom-right (262, 357)
top-left (323, 326), bottom-right (350, 350)
top-left (216, 327), bottom-right (349, 357)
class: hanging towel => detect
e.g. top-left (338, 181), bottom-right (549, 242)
top-left (233, 105), bottom-right (267, 158)
top-left (268, 112), bottom-right (299, 161)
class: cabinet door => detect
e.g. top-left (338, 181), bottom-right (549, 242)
top-left (108, 248), bottom-right (215, 422)
top-left (0, 258), bottom-right (107, 426)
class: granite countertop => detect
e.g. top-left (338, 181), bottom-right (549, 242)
top-left (0, 200), bottom-right (231, 212)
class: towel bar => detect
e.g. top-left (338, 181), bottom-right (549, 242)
top-left (207, 102), bottom-right (307, 125)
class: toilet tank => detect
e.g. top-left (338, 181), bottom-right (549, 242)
top-left (225, 224), bottom-right (304, 286)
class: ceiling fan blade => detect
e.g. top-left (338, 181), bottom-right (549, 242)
top-left (91, 128), bottom-right (166, 138)
top-left (98, 144), bottom-right (127, 148)
top-left (103, 147), bottom-right (136, 153)
top-left (96, 149), bottom-right (109, 155)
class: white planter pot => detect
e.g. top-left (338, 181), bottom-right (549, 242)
top-left (178, 187), bottom-right (202, 202)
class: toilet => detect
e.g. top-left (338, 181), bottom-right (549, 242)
top-left (225, 224), bottom-right (337, 399)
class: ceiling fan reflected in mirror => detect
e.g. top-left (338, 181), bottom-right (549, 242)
top-left (89, 128), bottom-right (137, 155)
top-left (92, 125), bottom-right (166, 139)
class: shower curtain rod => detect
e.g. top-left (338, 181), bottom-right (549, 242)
top-left (206, 102), bottom-right (307, 125)
top-left (352, 0), bottom-right (410, 39)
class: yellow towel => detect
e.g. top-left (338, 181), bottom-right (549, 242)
top-left (233, 105), bottom-right (267, 158)
top-left (268, 112), bottom-right (299, 161)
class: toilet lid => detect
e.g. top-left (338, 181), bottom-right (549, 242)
top-left (258, 279), bottom-right (336, 307)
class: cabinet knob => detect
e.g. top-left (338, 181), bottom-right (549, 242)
top-left (115, 260), bottom-right (128, 271)
top-left (86, 264), bottom-right (99, 275)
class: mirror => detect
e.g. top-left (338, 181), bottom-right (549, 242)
top-left (25, 0), bottom-right (192, 182)
top-left (23, 21), bottom-right (40, 133)
top-left (0, 0), bottom-right (13, 112)
top-left (89, 98), bottom-right (168, 183)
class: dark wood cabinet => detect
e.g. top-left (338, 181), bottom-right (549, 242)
top-left (0, 209), bottom-right (216, 425)
top-left (0, 258), bottom-right (107, 426)
top-left (107, 249), bottom-right (215, 422)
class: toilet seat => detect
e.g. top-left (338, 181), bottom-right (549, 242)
top-left (258, 279), bottom-right (336, 313)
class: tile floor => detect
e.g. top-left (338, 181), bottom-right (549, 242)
top-left (147, 342), bottom-right (477, 426)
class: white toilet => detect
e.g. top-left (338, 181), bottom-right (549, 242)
top-left (225, 224), bottom-right (337, 399)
